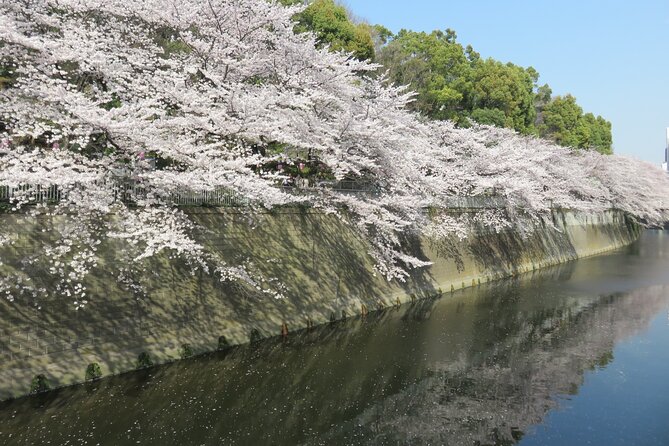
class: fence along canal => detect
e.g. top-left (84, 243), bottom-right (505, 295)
top-left (0, 182), bottom-right (507, 209)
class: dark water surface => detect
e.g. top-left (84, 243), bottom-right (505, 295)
top-left (2, 231), bottom-right (669, 446)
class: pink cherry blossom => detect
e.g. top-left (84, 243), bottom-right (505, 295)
top-left (0, 0), bottom-right (667, 305)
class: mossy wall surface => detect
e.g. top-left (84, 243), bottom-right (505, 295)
top-left (0, 208), bottom-right (639, 399)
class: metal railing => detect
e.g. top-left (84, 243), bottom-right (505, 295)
top-left (0, 185), bottom-right (64, 203)
top-left (167, 188), bottom-right (250, 207)
top-left (0, 183), bottom-right (251, 207)
top-left (0, 182), bottom-right (507, 209)
top-left (442, 196), bottom-right (507, 209)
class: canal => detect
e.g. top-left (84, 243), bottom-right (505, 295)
top-left (1, 230), bottom-right (669, 446)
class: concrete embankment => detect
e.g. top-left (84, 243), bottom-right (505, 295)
top-left (0, 208), bottom-right (640, 400)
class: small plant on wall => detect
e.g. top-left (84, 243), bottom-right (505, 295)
top-left (136, 352), bottom-right (153, 369)
top-left (180, 344), bottom-right (194, 359)
top-left (85, 363), bottom-right (102, 381)
top-left (30, 374), bottom-right (50, 394)
top-left (249, 328), bottom-right (262, 343)
top-left (218, 335), bottom-right (230, 350)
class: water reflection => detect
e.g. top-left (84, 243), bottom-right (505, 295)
top-left (1, 231), bottom-right (669, 446)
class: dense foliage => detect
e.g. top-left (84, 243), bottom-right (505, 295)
top-left (280, 0), bottom-right (374, 61)
top-left (0, 0), bottom-right (667, 307)
top-left (286, 2), bottom-right (613, 154)
top-left (376, 29), bottom-right (613, 154)
top-left (538, 94), bottom-right (612, 154)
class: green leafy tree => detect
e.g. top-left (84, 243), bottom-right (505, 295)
top-left (376, 29), bottom-right (472, 121)
top-left (469, 59), bottom-right (537, 133)
top-left (278, 2), bottom-right (613, 152)
top-left (377, 30), bottom-right (538, 133)
top-left (368, 24), bottom-right (394, 55)
top-left (470, 108), bottom-right (507, 127)
top-left (579, 113), bottom-right (613, 154)
top-left (540, 95), bottom-right (583, 146)
top-left (535, 83), bottom-right (553, 111)
top-left (539, 95), bottom-right (612, 154)
top-left (282, 0), bottom-right (375, 61)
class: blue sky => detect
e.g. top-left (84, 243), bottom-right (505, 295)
top-left (343, 0), bottom-right (669, 164)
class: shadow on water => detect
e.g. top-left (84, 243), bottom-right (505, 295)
top-left (1, 231), bottom-right (669, 446)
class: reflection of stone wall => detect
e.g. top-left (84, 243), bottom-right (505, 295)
top-left (0, 265), bottom-right (666, 446)
top-left (332, 286), bottom-right (669, 446)
top-left (0, 208), bottom-right (639, 399)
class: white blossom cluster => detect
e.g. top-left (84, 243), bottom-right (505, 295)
top-left (1, 0), bottom-right (668, 303)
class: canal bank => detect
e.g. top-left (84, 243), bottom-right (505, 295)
top-left (2, 231), bottom-right (669, 446)
top-left (0, 208), bottom-right (640, 399)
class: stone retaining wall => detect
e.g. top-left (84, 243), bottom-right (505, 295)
top-left (0, 208), bottom-right (640, 400)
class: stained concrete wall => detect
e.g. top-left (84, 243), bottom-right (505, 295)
top-left (0, 208), bottom-right (640, 400)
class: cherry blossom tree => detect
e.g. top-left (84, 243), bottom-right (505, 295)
top-left (1, 0), bottom-right (668, 306)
